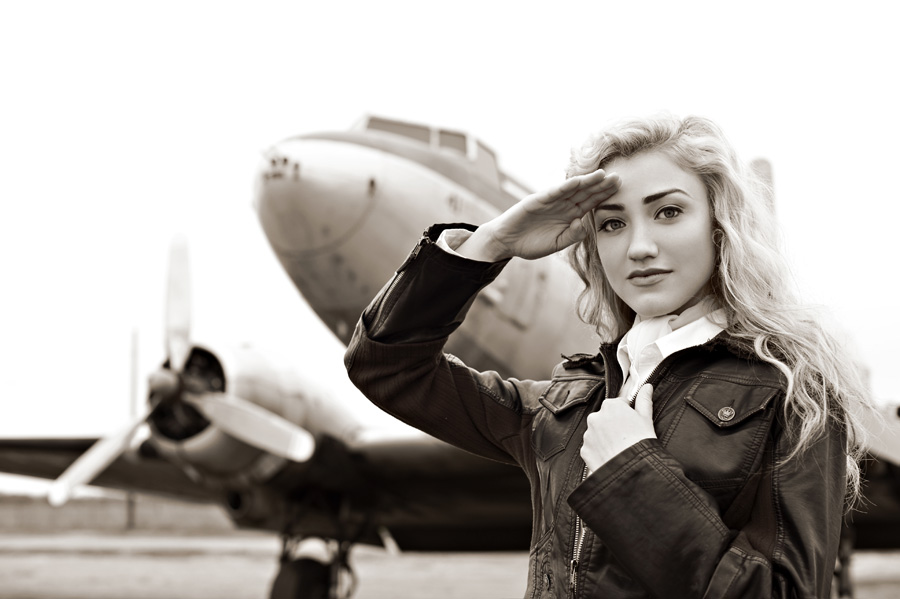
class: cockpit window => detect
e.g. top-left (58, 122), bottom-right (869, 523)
top-left (366, 117), bottom-right (431, 144)
top-left (350, 115), bottom-right (508, 196)
top-left (438, 129), bottom-right (467, 155)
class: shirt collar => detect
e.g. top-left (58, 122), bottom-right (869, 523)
top-left (616, 298), bottom-right (726, 381)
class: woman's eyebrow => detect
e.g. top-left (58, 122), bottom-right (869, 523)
top-left (596, 188), bottom-right (690, 212)
top-left (643, 188), bottom-right (689, 204)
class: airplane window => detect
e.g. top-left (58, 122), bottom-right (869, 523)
top-left (366, 117), bottom-right (431, 144)
top-left (439, 130), bottom-right (467, 155)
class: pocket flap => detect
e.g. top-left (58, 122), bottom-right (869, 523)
top-left (684, 376), bottom-right (779, 428)
top-left (539, 378), bottom-right (602, 415)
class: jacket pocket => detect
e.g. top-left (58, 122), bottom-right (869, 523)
top-left (531, 378), bottom-right (602, 461)
top-left (662, 375), bottom-right (779, 498)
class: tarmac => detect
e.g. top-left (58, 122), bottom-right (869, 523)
top-left (0, 531), bottom-right (898, 598)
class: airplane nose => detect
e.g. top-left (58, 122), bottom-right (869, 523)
top-left (254, 139), bottom-right (376, 258)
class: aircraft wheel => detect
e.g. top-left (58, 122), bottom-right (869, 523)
top-left (269, 557), bottom-right (331, 599)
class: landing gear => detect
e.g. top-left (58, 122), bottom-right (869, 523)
top-left (269, 537), bottom-right (356, 599)
top-left (270, 557), bottom-right (330, 599)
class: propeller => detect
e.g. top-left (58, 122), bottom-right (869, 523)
top-left (181, 391), bottom-right (314, 462)
top-left (47, 403), bottom-right (154, 507)
top-left (165, 236), bottom-right (192, 373)
top-left (48, 238), bottom-right (316, 506)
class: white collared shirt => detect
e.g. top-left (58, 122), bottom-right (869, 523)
top-left (616, 307), bottom-right (725, 402)
top-left (436, 228), bottom-right (478, 255)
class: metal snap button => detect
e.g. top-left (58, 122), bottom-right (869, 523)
top-left (718, 406), bottom-right (736, 422)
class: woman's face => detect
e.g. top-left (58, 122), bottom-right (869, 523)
top-left (593, 150), bottom-right (716, 319)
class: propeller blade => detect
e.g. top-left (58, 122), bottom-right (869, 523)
top-left (183, 392), bottom-right (315, 462)
top-left (47, 406), bottom-right (152, 507)
top-left (165, 236), bottom-right (191, 372)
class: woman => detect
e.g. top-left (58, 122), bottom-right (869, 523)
top-left (344, 115), bottom-right (869, 598)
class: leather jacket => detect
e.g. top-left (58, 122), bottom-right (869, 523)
top-left (345, 225), bottom-right (846, 598)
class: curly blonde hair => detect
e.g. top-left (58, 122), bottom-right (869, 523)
top-left (567, 114), bottom-right (871, 504)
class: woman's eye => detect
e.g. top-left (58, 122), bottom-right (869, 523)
top-left (658, 206), bottom-right (682, 220)
top-left (598, 219), bottom-right (625, 232)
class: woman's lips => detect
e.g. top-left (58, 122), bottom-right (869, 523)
top-left (628, 269), bottom-right (671, 286)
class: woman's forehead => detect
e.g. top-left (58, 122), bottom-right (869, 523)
top-left (600, 151), bottom-right (706, 205)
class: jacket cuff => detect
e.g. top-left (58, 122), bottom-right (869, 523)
top-left (362, 224), bottom-right (510, 343)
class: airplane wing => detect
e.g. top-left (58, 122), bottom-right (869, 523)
top-left (0, 437), bottom-right (218, 503)
top-left (0, 425), bottom-right (532, 551)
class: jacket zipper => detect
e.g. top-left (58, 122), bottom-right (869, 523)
top-left (569, 463), bottom-right (589, 597)
top-left (369, 243), bottom-right (421, 332)
top-left (569, 355), bottom-right (666, 598)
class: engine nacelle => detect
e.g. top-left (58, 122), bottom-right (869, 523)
top-left (146, 342), bottom-right (301, 489)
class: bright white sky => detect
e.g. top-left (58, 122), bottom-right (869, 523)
top-left (1, 2), bottom-right (898, 492)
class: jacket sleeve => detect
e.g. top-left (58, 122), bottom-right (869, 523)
top-left (344, 224), bottom-right (548, 466)
top-left (567, 418), bottom-right (847, 598)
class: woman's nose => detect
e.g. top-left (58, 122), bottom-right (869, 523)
top-left (627, 227), bottom-right (659, 261)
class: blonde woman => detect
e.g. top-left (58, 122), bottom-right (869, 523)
top-left (345, 115), bottom-right (869, 598)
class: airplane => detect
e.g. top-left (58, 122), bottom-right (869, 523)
top-left (1, 114), bottom-right (899, 599)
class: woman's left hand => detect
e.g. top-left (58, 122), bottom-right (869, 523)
top-left (580, 384), bottom-right (657, 475)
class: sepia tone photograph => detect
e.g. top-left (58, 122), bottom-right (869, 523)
top-left (2, 1), bottom-right (899, 597)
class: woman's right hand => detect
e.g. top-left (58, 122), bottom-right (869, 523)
top-left (456, 169), bottom-right (620, 262)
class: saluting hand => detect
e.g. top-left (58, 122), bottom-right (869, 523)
top-left (580, 384), bottom-right (657, 476)
top-left (456, 169), bottom-right (620, 262)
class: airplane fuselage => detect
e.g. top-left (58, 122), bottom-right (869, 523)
top-left (254, 117), bottom-right (600, 380)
